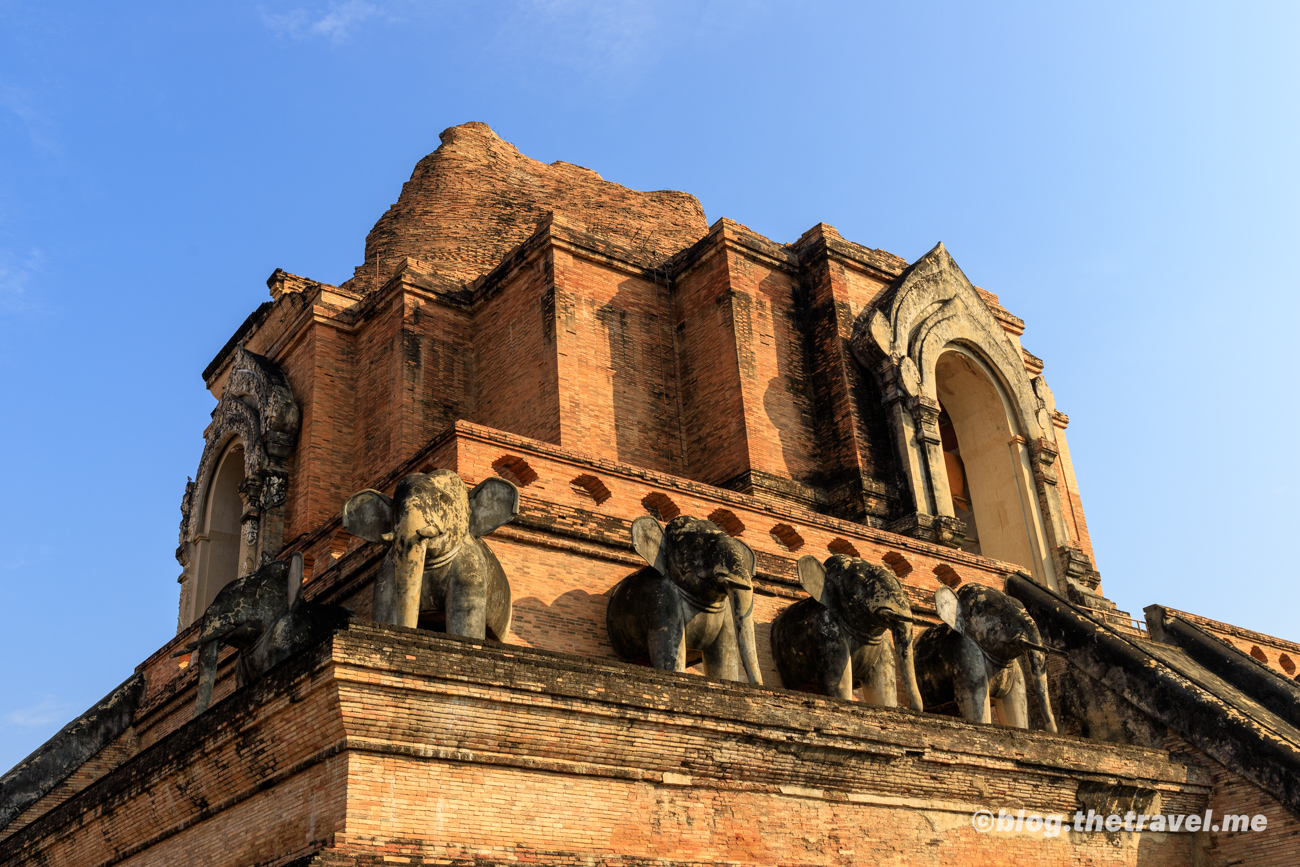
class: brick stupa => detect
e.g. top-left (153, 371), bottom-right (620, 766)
top-left (3, 123), bottom-right (1298, 867)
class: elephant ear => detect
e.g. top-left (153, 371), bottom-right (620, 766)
top-left (935, 585), bottom-right (965, 635)
top-left (631, 515), bottom-right (668, 575)
top-left (796, 555), bottom-right (828, 605)
top-left (286, 552), bottom-right (304, 609)
top-left (468, 477), bottom-right (520, 537)
top-left (732, 538), bottom-right (756, 577)
top-left (342, 489), bottom-right (395, 544)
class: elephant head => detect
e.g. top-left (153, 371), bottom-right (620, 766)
top-left (176, 553), bottom-right (303, 714)
top-left (923, 582), bottom-right (1058, 731)
top-left (343, 470), bottom-right (518, 639)
top-left (607, 515), bottom-right (761, 684)
top-left (768, 555), bottom-right (922, 707)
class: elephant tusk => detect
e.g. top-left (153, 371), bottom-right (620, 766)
top-left (724, 577), bottom-right (753, 591)
top-left (879, 611), bottom-right (918, 624)
top-left (1019, 639), bottom-right (1068, 656)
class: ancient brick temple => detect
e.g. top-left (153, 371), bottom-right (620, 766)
top-left (2, 122), bottom-right (1298, 866)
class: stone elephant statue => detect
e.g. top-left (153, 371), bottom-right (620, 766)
top-left (770, 554), bottom-right (923, 709)
top-left (343, 470), bottom-right (518, 640)
top-left (606, 515), bottom-right (762, 685)
top-left (240, 577), bottom-right (353, 687)
top-left (914, 583), bottom-right (1058, 732)
top-left (178, 553), bottom-right (351, 714)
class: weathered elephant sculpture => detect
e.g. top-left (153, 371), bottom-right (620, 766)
top-left (179, 553), bottom-right (351, 714)
top-left (606, 515), bottom-right (762, 685)
top-left (914, 583), bottom-right (1058, 731)
top-left (770, 554), bottom-right (923, 708)
top-left (239, 575), bottom-right (353, 687)
top-left (343, 470), bottom-right (518, 640)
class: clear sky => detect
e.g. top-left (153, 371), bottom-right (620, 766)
top-left (1, 2), bottom-right (1297, 772)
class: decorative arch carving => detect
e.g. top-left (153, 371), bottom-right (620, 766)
top-left (176, 348), bottom-right (300, 628)
top-left (850, 242), bottom-right (1093, 590)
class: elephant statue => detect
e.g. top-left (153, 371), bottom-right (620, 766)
top-left (914, 582), bottom-right (1058, 732)
top-left (769, 554), bottom-right (923, 709)
top-left (343, 470), bottom-right (518, 640)
top-left (239, 571), bottom-right (353, 687)
top-left (178, 553), bottom-right (350, 714)
top-left (606, 515), bottom-right (762, 685)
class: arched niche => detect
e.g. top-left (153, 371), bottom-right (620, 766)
top-left (176, 348), bottom-right (300, 629)
top-left (193, 440), bottom-right (249, 612)
top-left (934, 348), bottom-right (1053, 578)
top-left (849, 242), bottom-right (1095, 591)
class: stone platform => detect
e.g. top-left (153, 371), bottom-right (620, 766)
top-left (0, 622), bottom-right (1212, 866)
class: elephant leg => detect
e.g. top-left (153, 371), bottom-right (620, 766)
top-left (445, 577), bottom-right (488, 640)
top-left (992, 662), bottom-right (1029, 728)
top-left (818, 643), bottom-right (855, 701)
top-left (953, 637), bottom-right (992, 724)
top-left (702, 608), bottom-right (741, 682)
top-left (730, 587), bottom-right (762, 686)
top-left (648, 623), bottom-right (687, 672)
top-left (857, 644), bottom-right (898, 707)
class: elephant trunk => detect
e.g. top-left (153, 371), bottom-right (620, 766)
top-left (730, 587), bottom-right (763, 686)
top-left (890, 617), bottom-right (924, 711)
top-left (1025, 647), bottom-right (1057, 734)
top-left (374, 510), bottom-right (430, 628)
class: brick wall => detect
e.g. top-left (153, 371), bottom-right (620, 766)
top-left (472, 244), bottom-right (562, 446)
top-left (794, 224), bottom-right (901, 523)
top-left (672, 227), bottom-right (751, 488)
top-left (1166, 735), bottom-right (1300, 866)
top-left (2, 625), bottom-right (1220, 866)
top-left (289, 310), bottom-right (359, 539)
top-left (719, 233), bottom-right (823, 492)
top-left (1051, 415), bottom-right (1095, 563)
top-left (552, 247), bottom-right (683, 474)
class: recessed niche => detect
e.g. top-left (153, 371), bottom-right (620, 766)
top-left (827, 538), bottom-right (861, 558)
top-left (571, 474), bottom-right (611, 505)
top-left (1279, 653), bottom-right (1295, 675)
top-left (641, 492), bottom-right (680, 522)
top-left (882, 551), bottom-right (913, 578)
top-left (708, 508), bottom-right (745, 536)
top-left (770, 523), bottom-right (804, 552)
top-left (934, 564), bottom-right (962, 588)
top-left (1249, 645), bottom-right (1268, 664)
top-left (492, 454), bottom-right (538, 487)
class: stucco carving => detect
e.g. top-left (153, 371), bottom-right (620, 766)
top-left (850, 243), bottom-right (1088, 588)
top-left (176, 348), bottom-right (300, 629)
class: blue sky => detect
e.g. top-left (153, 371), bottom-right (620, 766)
top-left (1, 1), bottom-right (1296, 771)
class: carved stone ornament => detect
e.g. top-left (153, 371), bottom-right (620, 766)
top-left (848, 243), bottom-right (1074, 587)
top-left (176, 348), bottom-right (300, 627)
